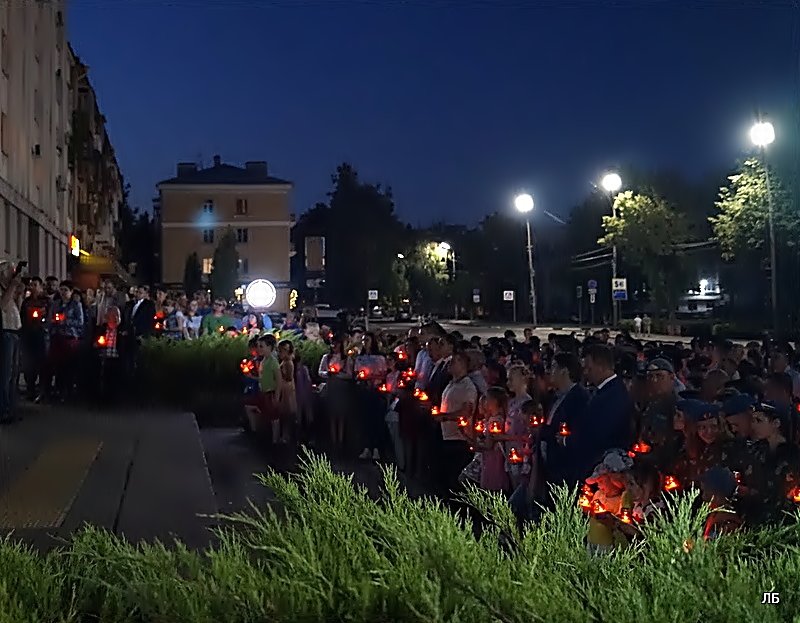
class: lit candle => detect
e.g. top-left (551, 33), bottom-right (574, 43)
top-left (507, 448), bottom-right (523, 464)
top-left (529, 414), bottom-right (542, 427)
top-left (54, 313), bottom-right (65, 322)
top-left (578, 495), bottom-right (592, 512)
top-left (397, 379), bottom-right (407, 389)
top-left (413, 388), bottom-right (421, 398)
top-left (558, 422), bottom-right (571, 437)
top-left (788, 486), bottom-right (800, 504)
top-left (474, 420), bottom-right (485, 434)
top-left (488, 421), bottom-right (502, 435)
top-left (417, 391), bottom-right (429, 402)
top-left (357, 370), bottom-right (367, 380)
top-left (97, 335), bottom-right (107, 347)
top-left (398, 351), bottom-right (406, 360)
top-left (378, 383), bottom-right (389, 393)
top-left (32, 309), bottom-right (39, 319)
top-left (430, 406), bottom-right (440, 416)
top-left (591, 500), bottom-right (607, 516)
top-left (663, 475), bottom-right (680, 492)
top-left (631, 441), bottom-right (652, 454)
top-left (618, 508), bottom-right (632, 524)
top-left (457, 416), bottom-right (469, 428)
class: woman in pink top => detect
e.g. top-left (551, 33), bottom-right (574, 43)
top-left (473, 387), bottom-right (510, 492)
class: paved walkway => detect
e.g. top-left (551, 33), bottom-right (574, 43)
top-left (0, 404), bottom-right (217, 552)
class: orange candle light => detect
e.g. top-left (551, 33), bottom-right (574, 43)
top-left (787, 486), bottom-right (800, 504)
top-left (457, 415), bottom-right (469, 428)
top-left (591, 500), bottom-right (607, 516)
top-left (430, 406), bottom-right (440, 416)
top-left (96, 335), bottom-right (107, 347)
top-left (488, 421), bottom-right (503, 435)
top-left (578, 494), bottom-right (592, 512)
top-left (474, 420), bottom-right (485, 434)
top-left (54, 313), bottom-right (65, 323)
top-left (357, 370), bottom-right (367, 380)
top-left (663, 475), bottom-right (680, 492)
top-left (378, 383), bottom-right (389, 393)
top-left (413, 387), bottom-right (421, 398)
top-left (417, 391), bottom-right (429, 402)
top-left (397, 351), bottom-right (407, 360)
top-left (217, 325), bottom-right (224, 333)
top-left (397, 379), bottom-right (407, 389)
top-left (631, 441), bottom-right (652, 454)
top-left (32, 309), bottom-right (39, 319)
top-left (507, 448), bottom-right (523, 464)
top-left (328, 363), bottom-right (340, 374)
top-left (558, 422), bottom-right (571, 437)
top-left (618, 508), bottom-right (632, 524)
top-left (529, 414), bottom-right (543, 427)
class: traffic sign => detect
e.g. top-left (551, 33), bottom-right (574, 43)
top-left (472, 294), bottom-right (480, 304)
top-left (368, 290), bottom-right (378, 301)
top-left (588, 279), bottom-right (598, 289)
top-left (612, 278), bottom-right (628, 301)
top-left (588, 287), bottom-right (597, 295)
top-left (589, 292), bottom-right (596, 304)
top-left (576, 285), bottom-right (583, 299)
top-left (503, 290), bottom-right (515, 301)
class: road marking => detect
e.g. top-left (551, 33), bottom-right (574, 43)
top-left (0, 439), bottom-right (103, 529)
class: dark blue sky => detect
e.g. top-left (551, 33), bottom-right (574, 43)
top-left (69, 0), bottom-right (798, 227)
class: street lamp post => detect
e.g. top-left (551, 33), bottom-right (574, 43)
top-left (513, 193), bottom-right (537, 326)
top-left (601, 172), bottom-right (622, 327)
top-left (438, 242), bottom-right (458, 320)
top-left (750, 120), bottom-right (777, 332)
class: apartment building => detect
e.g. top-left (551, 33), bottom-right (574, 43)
top-left (0, 0), bottom-right (73, 276)
top-left (0, 1), bottom-right (123, 281)
top-left (157, 155), bottom-right (293, 310)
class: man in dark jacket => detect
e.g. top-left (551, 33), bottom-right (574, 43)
top-left (567, 344), bottom-right (634, 485)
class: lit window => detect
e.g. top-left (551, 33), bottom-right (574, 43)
top-left (202, 258), bottom-right (213, 274)
top-left (203, 229), bottom-right (214, 244)
top-left (236, 228), bottom-right (249, 244)
top-left (235, 198), bottom-right (248, 215)
top-left (202, 200), bottom-right (214, 214)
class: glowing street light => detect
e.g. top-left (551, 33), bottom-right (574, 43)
top-left (599, 172), bottom-right (623, 327)
top-left (513, 193), bottom-right (537, 326)
top-left (601, 172), bottom-right (622, 193)
top-left (750, 119), bottom-right (778, 330)
top-left (397, 253), bottom-right (405, 259)
top-left (438, 241), bottom-right (451, 252)
top-left (750, 121), bottom-right (775, 148)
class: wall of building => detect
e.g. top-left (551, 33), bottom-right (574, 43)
top-left (159, 186), bottom-right (292, 309)
top-left (0, 0), bottom-right (72, 277)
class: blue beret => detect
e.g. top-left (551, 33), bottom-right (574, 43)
top-left (722, 393), bottom-right (756, 416)
top-left (677, 399), bottom-right (719, 422)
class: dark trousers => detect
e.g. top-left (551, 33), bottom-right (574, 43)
top-left (21, 333), bottom-right (47, 398)
top-left (435, 440), bottom-right (472, 499)
top-left (51, 335), bottom-right (80, 399)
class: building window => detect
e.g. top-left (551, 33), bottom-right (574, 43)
top-left (0, 112), bottom-right (7, 156)
top-left (202, 258), bottom-right (213, 274)
top-left (239, 258), bottom-right (249, 274)
top-left (236, 228), bottom-right (249, 243)
top-left (202, 229), bottom-right (214, 244)
top-left (202, 200), bottom-right (214, 214)
top-left (235, 198), bottom-right (248, 215)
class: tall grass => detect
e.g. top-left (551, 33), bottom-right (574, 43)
top-left (1, 450), bottom-right (798, 622)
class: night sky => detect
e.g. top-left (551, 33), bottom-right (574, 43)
top-left (69, 0), bottom-right (798, 227)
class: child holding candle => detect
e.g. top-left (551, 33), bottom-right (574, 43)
top-left (701, 466), bottom-right (743, 540)
top-left (505, 366), bottom-right (533, 490)
top-left (471, 387), bottom-right (510, 492)
top-left (584, 449), bottom-right (637, 554)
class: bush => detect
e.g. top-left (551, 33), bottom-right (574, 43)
top-left (138, 332), bottom-right (329, 417)
top-left (1, 452), bottom-right (798, 622)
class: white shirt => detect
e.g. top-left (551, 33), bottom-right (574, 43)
top-left (132, 298), bottom-right (143, 318)
top-left (596, 374), bottom-right (617, 392)
top-left (440, 375), bottom-right (477, 441)
top-left (414, 348), bottom-right (434, 390)
top-left (0, 286), bottom-right (21, 331)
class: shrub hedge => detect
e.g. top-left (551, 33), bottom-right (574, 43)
top-left (1, 452), bottom-right (798, 623)
top-left (137, 332), bottom-right (329, 410)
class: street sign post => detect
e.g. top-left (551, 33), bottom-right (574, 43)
top-left (472, 294), bottom-right (480, 303)
top-left (503, 291), bottom-right (516, 323)
top-left (366, 290), bottom-right (378, 330)
top-left (576, 285), bottom-right (583, 299)
top-left (368, 290), bottom-right (378, 301)
top-left (589, 292), bottom-right (596, 304)
top-left (612, 278), bottom-right (628, 301)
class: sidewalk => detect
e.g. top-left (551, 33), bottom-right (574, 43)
top-left (0, 403), bottom-right (217, 552)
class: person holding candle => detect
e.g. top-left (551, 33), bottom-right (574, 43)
top-left (322, 338), bottom-right (353, 451)
top-left (584, 449), bottom-right (636, 554)
top-left (505, 365), bottom-right (533, 490)
top-left (469, 387), bottom-right (510, 492)
top-left (243, 334), bottom-right (281, 438)
top-left (435, 350), bottom-right (479, 497)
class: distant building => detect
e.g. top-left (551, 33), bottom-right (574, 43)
top-left (157, 155), bottom-right (294, 310)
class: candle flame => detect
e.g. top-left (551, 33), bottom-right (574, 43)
top-left (788, 486), bottom-right (800, 503)
top-left (663, 475), bottom-right (680, 492)
top-left (474, 420), bottom-right (485, 433)
top-left (417, 391), bottom-right (429, 402)
top-left (591, 500), bottom-right (607, 515)
top-left (619, 508), bottom-right (632, 524)
top-left (508, 448), bottom-right (523, 464)
top-left (430, 406), bottom-right (440, 416)
top-left (488, 421), bottom-right (502, 434)
top-left (578, 495), bottom-right (592, 511)
top-left (357, 370), bottom-right (367, 380)
top-left (457, 416), bottom-right (469, 428)
top-left (32, 310), bottom-right (39, 319)
top-left (378, 383), bottom-right (388, 393)
top-left (631, 441), bottom-right (652, 454)
top-left (97, 335), bottom-right (106, 347)
top-left (558, 422), bottom-right (570, 437)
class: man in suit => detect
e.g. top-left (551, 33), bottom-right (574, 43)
top-left (567, 344), bottom-right (634, 486)
top-left (121, 285), bottom-right (156, 383)
top-left (542, 352), bottom-right (590, 487)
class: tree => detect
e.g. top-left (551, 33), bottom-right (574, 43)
top-left (210, 228), bottom-right (239, 301)
top-left (323, 164), bottom-right (406, 308)
top-left (182, 252), bottom-right (203, 296)
top-left (600, 191), bottom-right (690, 319)
top-left (709, 158), bottom-right (795, 260)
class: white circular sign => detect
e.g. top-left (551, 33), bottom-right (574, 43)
top-left (245, 279), bottom-right (277, 309)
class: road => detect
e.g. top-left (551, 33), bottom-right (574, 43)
top-left (374, 320), bottom-right (683, 343)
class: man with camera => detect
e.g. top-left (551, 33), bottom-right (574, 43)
top-left (0, 258), bottom-right (25, 423)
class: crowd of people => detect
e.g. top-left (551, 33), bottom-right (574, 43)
top-left (242, 320), bottom-right (800, 549)
top-left (0, 258), bottom-right (302, 422)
